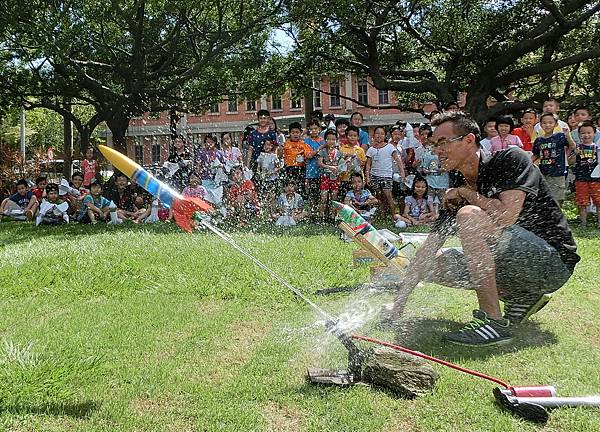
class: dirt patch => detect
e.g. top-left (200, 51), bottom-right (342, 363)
top-left (197, 300), bottom-right (224, 317)
top-left (382, 417), bottom-right (421, 432)
top-left (261, 401), bottom-right (305, 432)
top-left (130, 395), bottom-right (170, 415)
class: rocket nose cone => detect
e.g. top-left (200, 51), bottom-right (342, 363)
top-left (331, 201), bottom-right (344, 211)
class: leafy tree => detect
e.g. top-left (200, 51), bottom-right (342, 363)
top-left (287, 0), bottom-right (600, 121)
top-left (1, 0), bottom-right (284, 153)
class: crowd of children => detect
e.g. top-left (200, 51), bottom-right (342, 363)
top-left (2, 99), bottom-right (600, 229)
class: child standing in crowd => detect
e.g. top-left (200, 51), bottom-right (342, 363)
top-left (338, 125), bottom-right (366, 198)
top-left (344, 173), bottom-right (378, 220)
top-left (246, 110), bottom-right (278, 169)
top-left (317, 129), bottom-right (344, 221)
top-left (365, 126), bottom-right (406, 222)
top-left (166, 135), bottom-right (193, 191)
top-left (31, 176), bottom-right (47, 201)
top-left (282, 122), bottom-right (316, 194)
top-left (335, 118), bottom-right (350, 147)
top-left (78, 179), bottom-right (111, 224)
top-left (534, 97), bottom-right (570, 137)
top-left (512, 109), bottom-right (537, 153)
top-left (395, 175), bottom-right (436, 229)
top-left (182, 173), bottom-right (208, 199)
top-left (532, 113), bottom-right (576, 206)
top-left (256, 139), bottom-right (282, 215)
top-left (36, 183), bottom-right (69, 226)
top-left (226, 166), bottom-right (260, 227)
top-left (0, 179), bottom-right (39, 221)
top-left (304, 120), bottom-right (326, 217)
top-left (419, 137), bottom-right (449, 214)
top-left (220, 132), bottom-right (243, 172)
top-left (573, 121), bottom-right (600, 227)
top-left (195, 135), bottom-right (227, 185)
top-left (490, 116), bottom-right (523, 153)
top-left (274, 180), bottom-right (307, 227)
top-left (479, 118), bottom-right (498, 152)
top-left (82, 146), bottom-right (98, 188)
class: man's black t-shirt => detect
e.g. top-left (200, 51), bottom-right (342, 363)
top-left (433, 147), bottom-right (580, 272)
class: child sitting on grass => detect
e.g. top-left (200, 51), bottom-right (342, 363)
top-left (274, 180), bottom-right (307, 227)
top-left (395, 175), bottom-right (436, 229)
top-left (77, 179), bottom-right (111, 224)
top-left (36, 182), bottom-right (69, 225)
top-left (343, 173), bottom-right (378, 220)
top-left (0, 179), bottom-right (39, 221)
top-left (226, 166), bottom-right (260, 227)
top-left (182, 173), bottom-right (208, 199)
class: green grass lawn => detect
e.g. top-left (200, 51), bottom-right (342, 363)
top-left (0, 218), bottom-right (599, 431)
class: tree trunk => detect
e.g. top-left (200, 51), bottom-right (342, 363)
top-left (62, 99), bottom-right (73, 178)
top-left (106, 113), bottom-right (131, 155)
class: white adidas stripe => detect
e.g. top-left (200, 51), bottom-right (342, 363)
top-left (475, 329), bottom-right (490, 340)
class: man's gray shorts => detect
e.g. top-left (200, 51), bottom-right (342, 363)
top-left (430, 225), bottom-right (573, 299)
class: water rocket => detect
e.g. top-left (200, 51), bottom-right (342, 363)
top-left (97, 145), bottom-right (212, 232)
top-left (331, 201), bottom-right (409, 269)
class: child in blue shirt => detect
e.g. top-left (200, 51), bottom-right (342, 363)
top-left (344, 173), bottom-right (378, 220)
top-left (78, 179), bottom-right (111, 224)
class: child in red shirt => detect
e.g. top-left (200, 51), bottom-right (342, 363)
top-left (82, 147), bottom-right (98, 188)
top-left (226, 167), bottom-right (260, 226)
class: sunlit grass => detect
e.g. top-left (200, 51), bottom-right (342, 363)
top-left (0, 218), bottom-right (598, 431)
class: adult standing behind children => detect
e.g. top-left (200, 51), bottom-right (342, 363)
top-left (246, 110), bottom-right (278, 170)
top-left (351, 112), bottom-right (370, 151)
top-left (388, 111), bottom-right (579, 346)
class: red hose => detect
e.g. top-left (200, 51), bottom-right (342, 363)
top-left (352, 334), bottom-right (511, 389)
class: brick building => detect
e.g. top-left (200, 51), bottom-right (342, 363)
top-left (115, 73), bottom-right (428, 166)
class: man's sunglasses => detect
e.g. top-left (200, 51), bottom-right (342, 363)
top-left (431, 134), bottom-right (466, 148)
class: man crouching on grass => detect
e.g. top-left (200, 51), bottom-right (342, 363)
top-left (390, 112), bottom-right (580, 346)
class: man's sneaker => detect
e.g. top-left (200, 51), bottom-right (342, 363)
top-left (444, 310), bottom-right (512, 346)
top-left (503, 293), bottom-right (551, 324)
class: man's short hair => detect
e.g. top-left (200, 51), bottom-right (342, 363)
top-left (16, 179), bottom-right (28, 188)
top-left (288, 122), bottom-right (302, 132)
top-left (307, 119), bottom-right (321, 129)
top-left (430, 111), bottom-right (481, 144)
top-left (257, 109), bottom-right (270, 118)
top-left (350, 112), bottom-right (363, 121)
top-left (578, 120), bottom-right (597, 133)
top-left (35, 176), bottom-right (47, 185)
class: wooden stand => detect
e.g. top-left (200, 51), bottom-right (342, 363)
top-left (340, 222), bottom-right (409, 274)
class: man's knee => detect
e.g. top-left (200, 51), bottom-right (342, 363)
top-left (456, 205), bottom-right (485, 224)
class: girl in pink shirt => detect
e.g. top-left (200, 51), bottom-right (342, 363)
top-left (82, 147), bottom-right (98, 187)
top-left (490, 116), bottom-right (523, 153)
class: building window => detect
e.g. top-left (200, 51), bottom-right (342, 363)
top-left (378, 89), bottom-right (389, 105)
top-left (271, 95), bottom-right (282, 111)
top-left (209, 102), bottom-right (219, 114)
top-left (358, 78), bottom-right (369, 106)
top-left (291, 89), bottom-right (302, 109)
top-left (134, 138), bottom-right (144, 164)
top-left (151, 137), bottom-right (161, 164)
top-left (246, 100), bottom-right (257, 112)
top-left (330, 80), bottom-right (341, 107)
top-left (313, 89), bottom-right (321, 109)
top-left (227, 96), bottom-right (238, 113)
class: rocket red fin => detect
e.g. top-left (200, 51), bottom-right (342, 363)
top-left (171, 197), bottom-right (213, 232)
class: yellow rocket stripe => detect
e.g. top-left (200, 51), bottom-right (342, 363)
top-left (98, 145), bottom-right (138, 178)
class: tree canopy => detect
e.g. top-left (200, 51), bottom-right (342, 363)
top-left (287, 0), bottom-right (600, 121)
